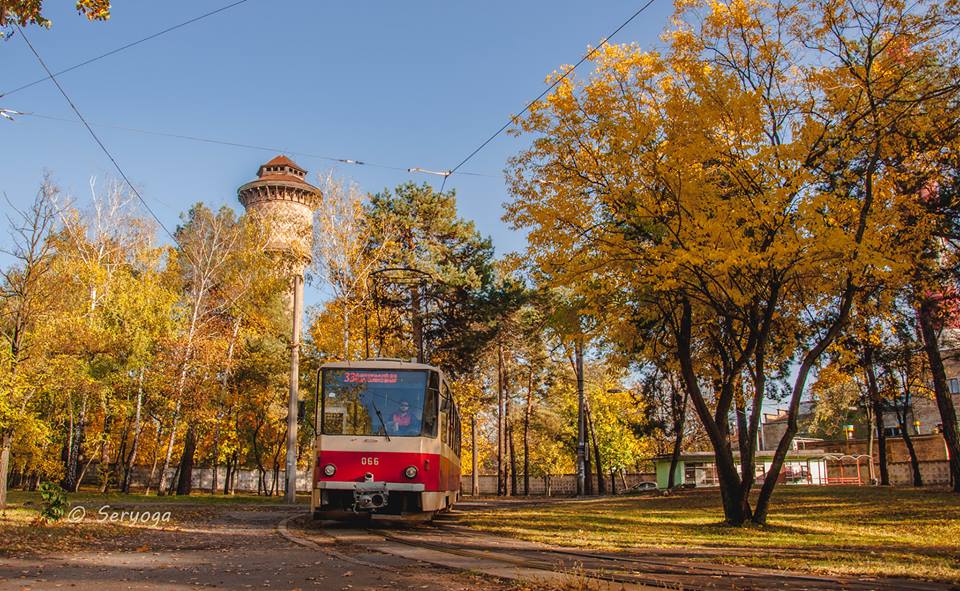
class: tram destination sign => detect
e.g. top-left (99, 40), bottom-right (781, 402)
top-left (344, 371), bottom-right (399, 384)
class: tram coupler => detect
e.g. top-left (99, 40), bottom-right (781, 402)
top-left (353, 473), bottom-right (389, 511)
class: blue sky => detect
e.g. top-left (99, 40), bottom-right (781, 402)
top-left (2, 0), bottom-right (671, 305)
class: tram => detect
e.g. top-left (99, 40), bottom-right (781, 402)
top-left (311, 358), bottom-right (462, 520)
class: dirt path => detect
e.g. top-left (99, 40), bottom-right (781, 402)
top-left (0, 506), bottom-right (513, 591)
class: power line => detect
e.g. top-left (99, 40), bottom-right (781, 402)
top-left (1, 0), bottom-right (253, 99)
top-left (440, 0), bottom-right (658, 190)
top-left (16, 24), bottom-right (183, 251)
top-left (13, 110), bottom-right (501, 179)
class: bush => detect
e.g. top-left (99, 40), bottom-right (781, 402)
top-left (37, 482), bottom-right (68, 522)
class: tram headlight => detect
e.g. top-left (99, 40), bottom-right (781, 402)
top-left (323, 464), bottom-right (336, 477)
top-left (404, 466), bottom-right (418, 479)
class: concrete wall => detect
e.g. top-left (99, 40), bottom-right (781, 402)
top-left (81, 467), bottom-right (656, 496)
top-left (84, 467), bottom-right (314, 493)
top-left (813, 434), bottom-right (952, 485)
top-left (459, 473), bottom-right (655, 496)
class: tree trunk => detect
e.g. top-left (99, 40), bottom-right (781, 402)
top-left (898, 413), bottom-right (923, 487)
top-left (752, 280), bottom-right (854, 524)
top-left (0, 431), bottom-right (11, 510)
top-left (98, 406), bottom-right (113, 493)
top-left (411, 284), bottom-right (424, 363)
top-left (866, 402), bottom-right (876, 483)
top-left (273, 427), bottom-right (285, 497)
top-left (63, 401), bottom-right (86, 492)
top-left (157, 402), bottom-right (180, 495)
top-left (575, 338), bottom-right (587, 496)
top-left (587, 403), bottom-right (605, 495)
top-left (224, 454), bottom-right (233, 495)
top-left (523, 375), bottom-right (532, 496)
top-left (77, 452), bottom-right (96, 490)
top-left (212, 316), bottom-right (241, 496)
top-left (230, 451), bottom-right (239, 495)
top-left (167, 462), bottom-right (181, 496)
top-left (175, 424), bottom-right (197, 495)
top-left (675, 298), bottom-right (750, 524)
top-left (863, 349), bottom-right (890, 485)
top-left (114, 419), bottom-right (129, 488)
top-left (506, 381), bottom-right (516, 496)
top-left (145, 419), bottom-right (163, 495)
top-left (507, 421), bottom-right (517, 495)
top-left (918, 296), bottom-right (960, 492)
top-left (210, 422), bottom-right (221, 495)
top-left (471, 416), bottom-right (479, 496)
top-left (667, 389), bottom-right (688, 489)
top-left (496, 343), bottom-right (506, 496)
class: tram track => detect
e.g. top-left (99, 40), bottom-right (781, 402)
top-left (431, 522), bottom-right (840, 583)
top-left (354, 522), bottom-right (951, 591)
top-left (368, 527), bottom-right (682, 590)
top-left (286, 512), bottom-right (951, 590)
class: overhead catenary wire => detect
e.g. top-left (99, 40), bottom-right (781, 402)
top-left (438, 0), bottom-right (658, 193)
top-left (12, 110), bottom-right (501, 179)
top-left (1, 0), bottom-right (253, 99)
top-left (15, 24), bottom-right (184, 253)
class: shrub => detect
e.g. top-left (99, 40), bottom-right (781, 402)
top-left (37, 482), bottom-right (68, 522)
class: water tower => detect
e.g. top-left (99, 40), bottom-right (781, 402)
top-left (238, 155), bottom-right (321, 503)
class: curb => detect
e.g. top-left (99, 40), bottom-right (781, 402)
top-left (276, 514), bottom-right (399, 572)
top-left (276, 513), bottom-right (322, 549)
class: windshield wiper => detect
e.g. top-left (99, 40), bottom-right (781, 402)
top-left (371, 402), bottom-right (391, 441)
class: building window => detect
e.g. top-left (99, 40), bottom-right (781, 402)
top-left (883, 426), bottom-right (902, 437)
top-left (949, 378), bottom-right (959, 394)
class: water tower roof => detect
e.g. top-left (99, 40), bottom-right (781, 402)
top-left (264, 154), bottom-right (304, 171)
top-left (254, 154), bottom-right (309, 183)
top-left (238, 155), bottom-right (321, 210)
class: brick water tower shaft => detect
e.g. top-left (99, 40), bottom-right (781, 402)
top-left (238, 155), bottom-right (320, 503)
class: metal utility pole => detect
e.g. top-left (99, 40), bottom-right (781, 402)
top-left (575, 338), bottom-right (586, 496)
top-left (471, 416), bottom-right (479, 496)
top-left (285, 273), bottom-right (304, 503)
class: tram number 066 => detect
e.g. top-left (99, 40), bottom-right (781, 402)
top-left (360, 457), bottom-right (380, 466)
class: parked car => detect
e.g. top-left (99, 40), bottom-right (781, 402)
top-left (630, 481), bottom-right (657, 492)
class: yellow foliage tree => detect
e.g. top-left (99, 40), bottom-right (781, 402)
top-left (506, 0), bottom-right (960, 524)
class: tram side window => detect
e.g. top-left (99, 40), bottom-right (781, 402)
top-left (422, 388), bottom-right (438, 437)
top-left (453, 409), bottom-right (463, 456)
top-left (439, 380), bottom-right (462, 456)
top-left (447, 404), bottom-right (453, 452)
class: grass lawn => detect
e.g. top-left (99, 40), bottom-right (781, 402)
top-left (458, 486), bottom-right (960, 583)
top-left (6, 489), bottom-right (310, 506)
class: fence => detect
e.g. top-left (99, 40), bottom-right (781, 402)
top-left (459, 472), bottom-right (656, 496)
top-left (81, 466), bottom-right (315, 494)
top-left (83, 467), bottom-right (657, 496)
top-left (887, 460), bottom-right (952, 486)
top-left (61, 462), bottom-right (951, 495)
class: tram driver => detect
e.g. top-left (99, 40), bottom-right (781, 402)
top-left (390, 400), bottom-right (420, 435)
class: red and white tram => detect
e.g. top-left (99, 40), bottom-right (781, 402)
top-left (311, 359), bottom-right (462, 520)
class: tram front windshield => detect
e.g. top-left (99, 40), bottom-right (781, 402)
top-left (320, 369), bottom-right (435, 437)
